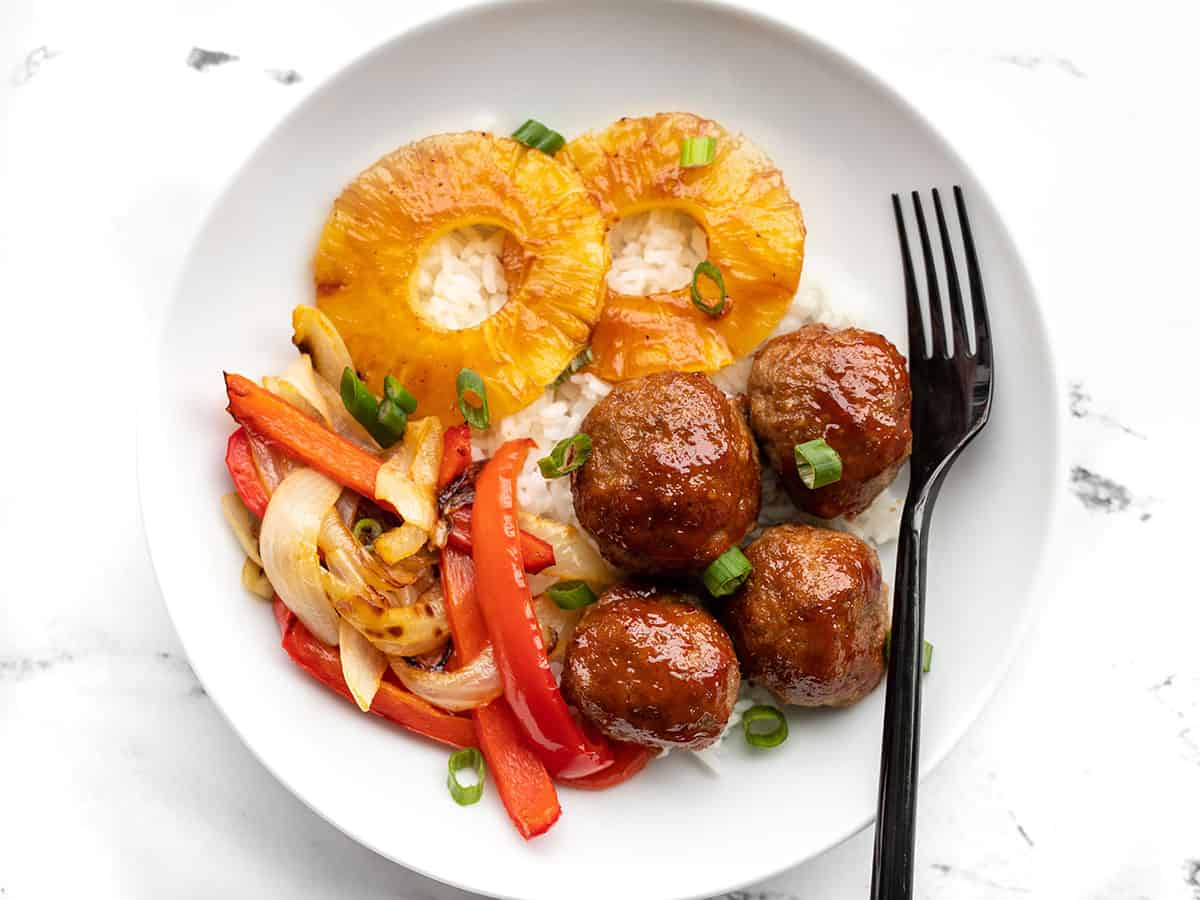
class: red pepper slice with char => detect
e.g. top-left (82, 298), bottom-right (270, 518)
top-left (446, 506), bottom-right (556, 574)
top-left (272, 598), bottom-right (475, 749)
top-left (225, 427), bottom-right (270, 518)
top-left (470, 439), bottom-right (614, 780)
top-left (438, 423), bottom-right (473, 489)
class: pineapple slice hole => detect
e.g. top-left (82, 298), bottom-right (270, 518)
top-left (606, 209), bottom-right (708, 297)
top-left (412, 224), bottom-right (526, 331)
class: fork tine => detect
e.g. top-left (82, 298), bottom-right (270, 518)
top-left (911, 192), bottom-right (947, 358)
top-left (954, 186), bottom-right (991, 365)
top-left (932, 189), bottom-right (969, 358)
top-left (892, 194), bottom-right (926, 362)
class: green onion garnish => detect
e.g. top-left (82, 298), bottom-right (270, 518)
top-left (340, 367), bottom-right (408, 448)
top-left (701, 545), bottom-right (752, 597)
top-left (680, 135), bottom-right (716, 168)
top-left (883, 631), bottom-right (934, 674)
top-left (456, 368), bottom-right (490, 429)
top-left (377, 397), bottom-right (408, 437)
top-left (690, 260), bottom-right (727, 317)
top-left (538, 434), bottom-right (592, 479)
top-left (546, 580), bottom-right (598, 610)
top-left (742, 704), bottom-right (788, 748)
top-left (446, 747), bottom-right (486, 806)
top-left (341, 367), bottom-right (377, 428)
top-left (552, 346), bottom-right (594, 387)
top-left (384, 374), bottom-right (417, 414)
top-left (793, 439), bottom-right (842, 489)
top-left (512, 119), bottom-right (566, 156)
top-left (352, 517), bottom-right (383, 548)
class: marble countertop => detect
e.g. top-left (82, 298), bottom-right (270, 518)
top-left (2, 0), bottom-right (1198, 897)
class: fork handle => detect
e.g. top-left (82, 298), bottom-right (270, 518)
top-left (870, 476), bottom-right (943, 900)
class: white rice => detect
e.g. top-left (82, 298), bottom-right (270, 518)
top-left (606, 208), bottom-right (707, 295)
top-left (413, 224), bottom-right (510, 330)
top-left (473, 372), bottom-right (611, 529)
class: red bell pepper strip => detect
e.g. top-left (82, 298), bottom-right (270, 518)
top-left (557, 739), bottom-right (653, 791)
top-left (446, 506), bottom-right (556, 574)
top-left (470, 439), bottom-right (614, 780)
top-left (441, 549), bottom-right (561, 838)
top-left (225, 427), bottom-right (270, 518)
top-left (272, 597), bottom-right (475, 749)
top-left (438, 423), bottom-right (473, 489)
top-left (225, 373), bottom-right (382, 503)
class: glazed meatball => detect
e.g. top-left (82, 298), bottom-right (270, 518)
top-left (724, 524), bottom-right (886, 707)
top-left (749, 324), bottom-right (911, 520)
top-left (562, 583), bottom-right (741, 751)
top-left (571, 371), bottom-right (760, 573)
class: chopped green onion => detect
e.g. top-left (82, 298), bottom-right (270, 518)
top-left (340, 367), bottom-right (407, 447)
top-left (552, 346), bottom-right (594, 387)
top-left (546, 580), bottom-right (597, 610)
top-left (701, 545), bottom-right (752, 597)
top-left (883, 631), bottom-right (934, 674)
top-left (793, 439), bottom-right (842, 489)
top-left (456, 369), bottom-right (490, 429)
top-left (512, 119), bottom-right (566, 156)
top-left (376, 398), bottom-right (408, 441)
top-left (680, 135), bottom-right (717, 168)
top-left (352, 518), bottom-right (383, 547)
top-left (383, 375), bottom-right (417, 414)
top-left (537, 434), bottom-right (592, 479)
top-left (341, 366), bottom-right (378, 428)
top-left (690, 260), bottom-right (727, 317)
top-left (742, 704), bottom-right (788, 748)
top-left (446, 747), bottom-right (486, 806)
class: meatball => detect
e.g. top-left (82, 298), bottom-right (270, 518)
top-left (571, 371), bottom-right (760, 574)
top-left (724, 524), bottom-right (886, 707)
top-left (748, 324), bottom-right (911, 520)
top-left (562, 583), bottom-right (741, 750)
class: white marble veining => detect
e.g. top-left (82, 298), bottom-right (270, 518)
top-left (2, 0), bottom-right (1199, 897)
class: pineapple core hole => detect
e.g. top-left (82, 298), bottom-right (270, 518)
top-left (606, 209), bottom-right (708, 296)
top-left (413, 224), bottom-right (520, 331)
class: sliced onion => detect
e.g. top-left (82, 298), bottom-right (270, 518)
top-left (262, 376), bottom-right (323, 423)
top-left (221, 492), bottom-right (261, 566)
top-left (374, 522), bottom-right (428, 564)
top-left (277, 354), bottom-right (335, 425)
top-left (390, 645), bottom-right (502, 712)
top-left (375, 416), bottom-right (442, 532)
top-left (519, 512), bottom-right (619, 589)
top-left (319, 514), bottom-right (448, 656)
top-left (241, 557), bottom-right (274, 600)
top-left (339, 617), bottom-right (387, 711)
top-left (319, 512), bottom-right (425, 594)
top-left (292, 305), bottom-right (356, 386)
top-left (260, 468), bottom-right (343, 646)
top-left (309, 371), bottom-right (381, 452)
top-left (244, 428), bottom-right (293, 496)
top-left (533, 593), bottom-right (583, 661)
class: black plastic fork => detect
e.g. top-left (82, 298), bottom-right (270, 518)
top-left (870, 187), bottom-right (994, 900)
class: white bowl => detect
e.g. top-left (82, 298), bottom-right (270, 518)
top-left (139, 2), bottom-right (1061, 898)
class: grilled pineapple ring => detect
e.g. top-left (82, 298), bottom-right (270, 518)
top-left (564, 113), bottom-right (805, 381)
top-left (314, 132), bottom-right (608, 423)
